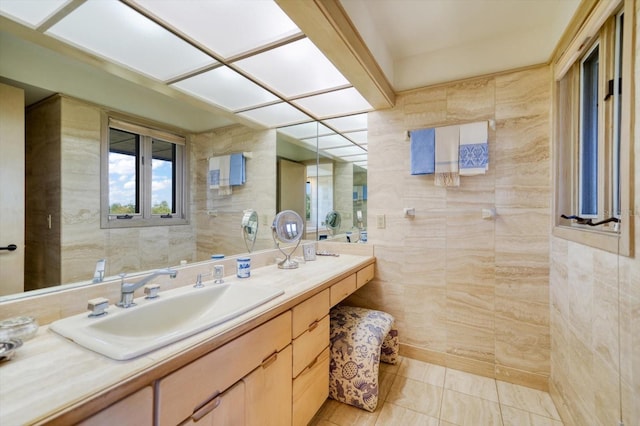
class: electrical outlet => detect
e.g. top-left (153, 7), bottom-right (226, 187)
top-left (376, 214), bottom-right (385, 229)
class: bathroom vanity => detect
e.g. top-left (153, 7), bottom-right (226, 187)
top-left (0, 249), bottom-right (375, 425)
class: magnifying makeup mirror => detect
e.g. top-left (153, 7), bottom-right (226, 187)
top-left (241, 209), bottom-right (259, 253)
top-left (272, 210), bottom-right (304, 269)
top-left (325, 210), bottom-right (342, 236)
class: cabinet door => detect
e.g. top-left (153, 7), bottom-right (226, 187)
top-left (243, 345), bottom-right (292, 426)
top-left (178, 381), bottom-right (245, 426)
top-left (77, 386), bottom-right (153, 426)
top-left (156, 312), bottom-right (291, 426)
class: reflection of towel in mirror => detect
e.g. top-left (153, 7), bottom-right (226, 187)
top-left (434, 125), bottom-right (460, 187)
top-left (459, 121), bottom-right (488, 176)
top-left (229, 153), bottom-right (245, 186)
top-left (410, 128), bottom-right (435, 175)
top-left (209, 155), bottom-right (232, 195)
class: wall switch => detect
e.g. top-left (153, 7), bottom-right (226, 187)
top-left (376, 214), bottom-right (386, 229)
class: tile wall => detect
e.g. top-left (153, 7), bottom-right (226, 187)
top-left (346, 65), bottom-right (553, 390)
top-left (548, 1), bottom-right (640, 424)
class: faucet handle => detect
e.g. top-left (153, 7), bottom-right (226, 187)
top-left (194, 272), bottom-right (212, 288)
top-left (144, 284), bottom-right (160, 299)
top-left (87, 297), bottom-right (109, 317)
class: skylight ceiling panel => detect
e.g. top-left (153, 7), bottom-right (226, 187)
top-left (293, 88), bottom-right (372, 119)
top-left (238, 102), bottom-right (311, 128)
top-left (344, 130), bottom-right (367, 144)
top-left (322, 113), bottom-right (368, 132)
top-left (354, 161), bottom-right (368, 169)
top-left (131, 0), bottom-right (300, 60)
top-left (45, 0), bottom-right (215, 82)
top-left (0, 0), bottom-right (71, 28)
top-left (323, 145), bottom-right (367, 157)
top-left (316, 134), bottom-right (353, 150)
top-left (278, 121), bottom-right (332, 140)
top-left (234, 38), bottom-right (349, 98)
top-left (172, 66), bottom-right (278, 111)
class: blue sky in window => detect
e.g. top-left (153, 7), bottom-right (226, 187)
top-left (109, 153), bottom-right (172, 206)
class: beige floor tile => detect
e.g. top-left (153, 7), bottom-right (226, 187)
top-left (386, 376), bottom-right (443, 418)
top-left (310, 399), bottom-right (380, 426)
top-left (397, 357), bottom-right (447, 386)
top-left (497, 381), bottom-right (560, 420)
top-left (375, 402), bottom-right (440, 426)
top-left (378, 370), bottom-right (396, 402)
top-left (439, 422), bottom-right (457, 426)
top-left (440, 389), bottom-right (503, 426)
top-left (444, 368), bottom-right (499, 402)
top-left (379, 356), bottom-right (402, 375)
top-left (501, 405), bottom-right (564, 426)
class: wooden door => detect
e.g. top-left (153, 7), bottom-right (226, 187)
top-left (277, 158), bottom-right (306, 226)
top-left (0, 83), bottom-right (25, 296)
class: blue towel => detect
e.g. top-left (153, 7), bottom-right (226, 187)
top-left (410, 128), bottom-right (435, 175)
top-left (229, 153), bottom-right (245, 186)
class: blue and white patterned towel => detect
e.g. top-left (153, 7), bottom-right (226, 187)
top-left (459, 121), bottom-right (488, 176)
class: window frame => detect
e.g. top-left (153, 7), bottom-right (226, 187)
top-left (552, 0), bottom-right (633, 256)
top-left (100, 113), bottom-right (189, 228)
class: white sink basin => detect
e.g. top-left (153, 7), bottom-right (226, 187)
top-left (49, 283), bottom-right (284, 360)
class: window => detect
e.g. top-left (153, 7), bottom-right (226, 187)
top-left (553, 0), bottom-right (632, 255)
top-left (101, 116), bottom-right (188, 228)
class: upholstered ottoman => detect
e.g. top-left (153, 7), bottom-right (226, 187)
top-left (329, 305), bottom-right (399, 412)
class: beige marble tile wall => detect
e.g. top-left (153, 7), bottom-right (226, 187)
top-left (346, 65), bottom-right (552, 390)
top-left (334, 161), bottom-right (354, 229)
top-left (549, 2), bottom-right (640, 424)
top-left (191, 125), bottom-right (277, 259)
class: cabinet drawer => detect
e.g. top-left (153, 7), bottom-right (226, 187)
top-left (356, 264), bottom-right (374, 288)
top-left (291, 289), bottom-right (329, 339)
top-left (292, 315), bottom-right (329, 378)
top-left (156, 311), bottom-right (292, 426)
top-left (177, 381), bottom-right (245, 426)
top-left (78, 386), bottom-right (153, 426)
top-left (330, 274), bottom-right (356, 306)
top-left (292, 347), bottom-right (330, 426)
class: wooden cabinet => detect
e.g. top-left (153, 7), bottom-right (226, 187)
top-left (156, 312), bottom-right (291, 426)
top-left (330, 274), bottom-right (357, 306)
top-left (292, 347), bottom-right (330, 426)
top-left (244, 345), bottom-right (292, 426)
top-left (78, 386), bottom-right (153, 426)
top-left (291, 289), bottom-right (330, 426)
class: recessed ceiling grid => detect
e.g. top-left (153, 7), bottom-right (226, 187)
top-left (0, 0), bottom-right (369, 162)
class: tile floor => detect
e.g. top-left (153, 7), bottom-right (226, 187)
top-left (309, 356), bottom-right (563, 426)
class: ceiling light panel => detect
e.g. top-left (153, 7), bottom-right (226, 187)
top-left (344, 130), bottom-right (367, 144)
top-left (278, 121), bottom-right (332, 140)
top-left (238, 102), bottom-right (311, 128)
top-left (131, 0), bottom-right (300, 59)
top-left (315, 134), bottom-right (353, 150)
top-left (323, 145), bottom-right (367, 157)
top-left (0, 0), bottom-right (71, 28)
top-left (234, 38), bottom-right (349, 98)
top-left (322, 113), bottom-right (368, 132)
top-left (341, 154), bottom-right (368, 162)
top-left (46, 0), bottom-right (215, 82)
top-left (293, 87), bottom-right (372, 118)
top-left (172, 66), bottom-right (278, 111)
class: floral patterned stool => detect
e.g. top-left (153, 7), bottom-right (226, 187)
top-left (329, 305), bottom-right (399, 412)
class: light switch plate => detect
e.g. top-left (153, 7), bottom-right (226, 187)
top-left (376, 214), bottom-right (385, 229)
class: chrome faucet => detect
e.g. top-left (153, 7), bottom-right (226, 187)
top-left (92, 259), bottom-right (106, 283)
top-left (117, 268), bottom-right (178, 308)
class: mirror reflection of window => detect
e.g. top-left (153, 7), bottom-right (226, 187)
top-left (109, 128), bottom-right (140, 215)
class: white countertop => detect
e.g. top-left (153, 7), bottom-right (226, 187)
top-left (0, 254), bottom-right (374, 425)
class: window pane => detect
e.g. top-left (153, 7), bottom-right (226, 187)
top-left (613, 13), bottom-right (624, 217)
top-left (151, 139), bottom-right (175, 214)
top-left (579, 45), bottom-right (599, 216)
top-left (109, 128), bottom-right (139, 214)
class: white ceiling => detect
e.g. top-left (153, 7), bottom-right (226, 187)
top-left (340, 0), bottom-right (581, 91)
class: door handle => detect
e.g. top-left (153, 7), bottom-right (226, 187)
top-left (0, 244), bottom-right (17, 251)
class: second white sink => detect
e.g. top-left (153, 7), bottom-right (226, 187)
top-left (50, 283), bottom-right (284, 360)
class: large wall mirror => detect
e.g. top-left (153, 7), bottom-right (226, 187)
top-left (0, 14), bottom-right (367, 300)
